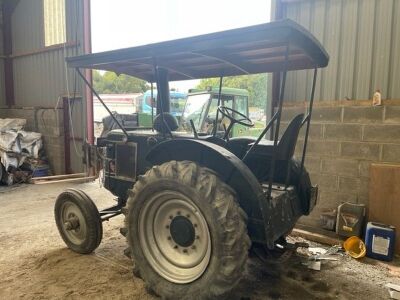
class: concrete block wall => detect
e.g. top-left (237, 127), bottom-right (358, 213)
top-left (279, 100), bottom-right (400, 227)
top-left (0, 107), bottom-right (65, 174)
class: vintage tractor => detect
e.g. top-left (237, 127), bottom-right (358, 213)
top-left (55, 19), bottom-right (328, 299)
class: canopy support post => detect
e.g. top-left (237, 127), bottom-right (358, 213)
top-left (213, 76), bottom-right (224, 137)
top-left (76, 68), bottom-right (129, 140)
top-left (299, 68), bottom-right (318, 186)
top-left (156, 67), bottom-right (170, 114)
top-left (266, 45), bottom-right (289, 200)
top-left (83, 0), bottom-right (93, 145)
top-left (151, 82), bottom-right (154, 131)
top-left (154, 65), bottom-right (173, 137)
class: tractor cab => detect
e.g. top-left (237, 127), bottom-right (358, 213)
top-left (180, 87), bottom-right (250, 137)
top-left (57, 19), bottom-right (329, 300)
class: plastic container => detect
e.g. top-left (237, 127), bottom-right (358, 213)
top-left (336, 202), bottom-right (366, 237)
top-left (320, 210), bottom-right (337, 231)
top-left (365, 222), bottom-right (396, 261)
top-left (32, 165), bottom-right (49, 177)
top-left (343, 236), bottom-right (366, 259)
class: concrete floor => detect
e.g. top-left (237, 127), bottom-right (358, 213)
top-left (0, 181), bottom-right (399, 299)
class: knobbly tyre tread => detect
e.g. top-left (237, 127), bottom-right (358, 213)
top-left (54, 188), bottom-right (103, 254)
top-left (122, 160), bottom-right (251, 299)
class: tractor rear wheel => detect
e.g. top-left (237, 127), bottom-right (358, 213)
top-left (123, 160), bottom-right (250, 299)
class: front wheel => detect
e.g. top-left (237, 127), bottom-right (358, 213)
top-left (54, 188), bottom-right (103, 254)
top-left (123, 161), bottom-right (250, 299)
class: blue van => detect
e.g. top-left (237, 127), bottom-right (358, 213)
top-left (139, 90), bottom-right (187, 117)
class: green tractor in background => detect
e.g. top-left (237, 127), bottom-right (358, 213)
top-left (180, 87), bottom-right (264, 138)
top-left (101, 87), bottom-right (264, 139)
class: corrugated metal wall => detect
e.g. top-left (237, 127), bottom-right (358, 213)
top-left (11, 0), bottom-right (84, 107)
top-left (0, 8), bottom-right (5, 107)
top-left (279, 0), bottom-right (400, 101)
top-left (9, 0), bottom-right (86, 173)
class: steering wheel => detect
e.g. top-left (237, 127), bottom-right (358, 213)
top-left (217, 106), bottom-right (254, 127)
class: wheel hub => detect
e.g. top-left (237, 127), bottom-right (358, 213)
top-left (60, 201), bottom-right (87, 245)
top-left (169, 216), bottom-right (195, 247)
top-left (138, 191), bottom-right (211, 283)
top-left (64, 216), bottom-right (80, 231)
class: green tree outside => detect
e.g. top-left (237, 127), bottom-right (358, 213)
top-left (196, 74), bottom-right (268, 109)
top-left (93, 70), bottom-right (148, 93)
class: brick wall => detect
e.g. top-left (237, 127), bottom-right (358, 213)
top-left (279, 100), bottom-right (400, 227)
top-left (0, 107), bottom-right (65, 174)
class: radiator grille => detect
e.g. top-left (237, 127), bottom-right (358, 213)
top-left (115, 143), bottom-right (137, 181)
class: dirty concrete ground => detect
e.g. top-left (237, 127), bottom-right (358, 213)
top-left (0, 181), bottom-right (399, 299)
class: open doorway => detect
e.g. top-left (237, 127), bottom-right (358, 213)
top-left (90, 0), bottom-right (272, 137)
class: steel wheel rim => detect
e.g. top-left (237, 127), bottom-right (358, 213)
top-left (138, 190), bottom-right (211, 284)
top-left (60, 201), bottom-right (87, 245)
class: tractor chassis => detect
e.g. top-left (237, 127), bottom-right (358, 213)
top-left (99, 203), bottom-right (123, 222)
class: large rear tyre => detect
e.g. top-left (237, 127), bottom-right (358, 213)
top-left (55, 188), bottom-right (102, 254)
top-left (123, 160), bottom-right (250, 299)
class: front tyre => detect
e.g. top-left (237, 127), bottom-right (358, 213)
top-left (124, 160), bottom-right (250, 299)
top-left (54, 188), bottom-right (102, 254)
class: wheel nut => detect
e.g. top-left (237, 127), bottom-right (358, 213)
top-left (196, 235), bottom-right (200, 239)
top-left (191, 245), bottom-right (196, 250)
top-left (168, 236), bottom-right (172, 240)
top-left (183, 249), bottom-right (188, 253)
top-left (186, 214), bottom-right (190, 218)
top-left (177, 211), bottom-right (181, 215)
top-left (169, 215), bottom-right (173, 220)
top-left (166, 225), bottom-right (169, 229)
top-left (174, 245), bottom-right (178, 249)
top-left (194, 224), bottom-right (198, 228)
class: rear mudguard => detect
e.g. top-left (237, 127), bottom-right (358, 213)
top-left (146, 139), bottom-right (269, 243)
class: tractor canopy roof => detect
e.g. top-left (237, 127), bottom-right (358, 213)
top-left (67, 19), bottom-right (329, 82)
top-left (188, 87), bottom-right (249, 97)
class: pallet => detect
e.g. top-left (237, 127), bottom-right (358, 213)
top-left (30, 173), bottom-right (96, 184)
top-left (291, 225), bottom-right (344, 246)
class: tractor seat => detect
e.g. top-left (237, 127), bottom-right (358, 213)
top-left (226, 137), bottom-right (256, 158)
top-left (153, 113), bottom-right (179, 133)
top-left (203, 135), bottom-right (227, 147)
top-left (226, 114), bottom-right (304, 160)
top-left (250, 113), bottom-right (304, 160)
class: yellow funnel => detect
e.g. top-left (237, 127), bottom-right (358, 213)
top-left (343, 236), bottom-right (366, 259)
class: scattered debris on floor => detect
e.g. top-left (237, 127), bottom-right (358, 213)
top-left (288, 238), bottom-right (343, 271)
top-left (0, 118), bottom-right (49, 185)
top-left (386, 283), bottom-right (400, 300)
